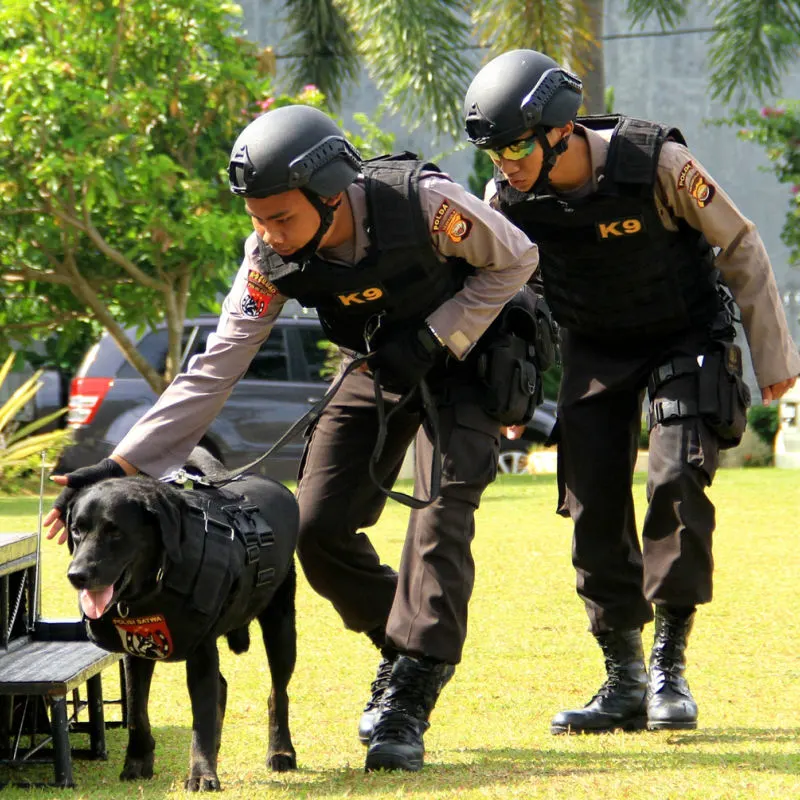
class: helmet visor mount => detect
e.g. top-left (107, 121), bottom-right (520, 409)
top-left (287, 135), bottom-right (362, 190)
top-left (520, 67), bottom-right (583, 130)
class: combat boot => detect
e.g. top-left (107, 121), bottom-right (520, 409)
top-left (365, 654), bottom-right (455, 772)
top-left (358, 648), bottom-right (396, 745)
top-left (647, 606), bottom-right (698, 730)
top-left (550, 629), bottom-right (648, 734)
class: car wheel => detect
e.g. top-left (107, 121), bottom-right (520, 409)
top-left (497, 449), bottom-right (529, 475)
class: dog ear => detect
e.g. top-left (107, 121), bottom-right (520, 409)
top-left (146, 494), bottom-right (184, 565)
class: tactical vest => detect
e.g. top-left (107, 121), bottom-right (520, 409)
top-left (84, 482), bottom-right (290, 662)
top-left (259, 155), bottom-right (473, 353)
top-left (496, 115), bottom-right (720, 341)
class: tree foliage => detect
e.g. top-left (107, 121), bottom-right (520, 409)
top-left (0, 0), bottom-right (274, 391)
top-left (626, 0), bottom-right (800, 105)
top-left (729, 102), bottom-right (800, 266)
top-left (0, 0), bottom-right (393, 392)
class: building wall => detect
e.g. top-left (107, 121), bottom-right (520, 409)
top-left (237, 0), bottom-right (800, 349)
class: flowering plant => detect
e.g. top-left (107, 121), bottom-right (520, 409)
top-left (730, 102), bottom-right (800, 265)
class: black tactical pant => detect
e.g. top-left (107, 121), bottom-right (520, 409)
top-left (295, 367), bottom-right (500, 664)
top-left (558, 329), bottom-right (721, 634)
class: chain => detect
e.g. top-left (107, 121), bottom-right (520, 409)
top-left (6, 571), bottom-right (27, 640)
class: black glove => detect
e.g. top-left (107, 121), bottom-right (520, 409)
top-left (368, 324), bottom-right (445, 392)
top-left (52, 457), bottom-right (126, 514)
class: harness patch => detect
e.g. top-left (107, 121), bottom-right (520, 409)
top-left (596, 216), bottom-right (645, 240)
top-left (112, 614), bottom-right (174, 660)
top-left (431, 201), bottom-right (473, 243)
top-left (242, 269), bottom-right (278, 318)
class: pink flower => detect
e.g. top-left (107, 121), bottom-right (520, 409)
top-left (792, 185), bottom-right (800, 195)
top-left (259, 97), bottom-right (275, 110)
top-left (760, 106), bottom-right (785, 118)
top-left (302, 84), bottom-right (318, 93)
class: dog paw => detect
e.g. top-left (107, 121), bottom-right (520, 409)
top-left (267, 752), bottom-right (297, 772)
top-left (184, 774), bottom-right (221, 792)
top-left (120, 754), bottom-right (155, 781)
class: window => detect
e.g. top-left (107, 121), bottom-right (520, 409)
top-left (296, 327), bottom-right (332, 382)
top-left (117, 331), bottom-right (169, 378)
top-left (243, 329), bottom-right (289, 381)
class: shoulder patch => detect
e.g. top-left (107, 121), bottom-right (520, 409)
top-left (677, 160), bottom-right (693, 190)
top-left (688, 172), bottom-right (715, 208)
top-left (242, 269), bottom-right (278, 318)
top-left (431, 200), bottom-right (473, 243)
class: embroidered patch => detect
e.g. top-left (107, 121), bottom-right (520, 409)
top-left (431, 201), bottom-right (473, 243)
top-left (112, 614), bottom-right (174, 660)
top-left (677, 160), bottom-right (693, 190)
top-left (688, 172), bottom-right (715, 208)
top-left (242, 269), bottom-right (278, 318)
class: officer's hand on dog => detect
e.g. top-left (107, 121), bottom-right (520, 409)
top-left (44, 456), bottom-right (134, 544)
top-left (368, 324), bottom-right (445, 391)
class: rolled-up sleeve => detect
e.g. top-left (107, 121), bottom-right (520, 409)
top-left (114, 236), bottom-right (287, 476)
top-left (420, 175), bottom-right (539, 358)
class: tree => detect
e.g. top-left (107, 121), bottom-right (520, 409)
top-left (280, 0), bottom-right (599, 138)
top-left (729, 103), bottom-right (800, 266)
top-left (281, 1), bottom-right (800, 137)
top-left (0, 0), bottom-right (273, 393)
top-left (625, 0), bottom-right (800, 105)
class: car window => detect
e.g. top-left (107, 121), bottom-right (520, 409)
top-left (189, 325), bottom-right (290, 381)
top-left (295, 327), bottom-right (331, 382)
top-left (117, 330), bottom-right (170, 378)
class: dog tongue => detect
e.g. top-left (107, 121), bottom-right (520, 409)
top-left (80, 586), bottom-right (114, 619)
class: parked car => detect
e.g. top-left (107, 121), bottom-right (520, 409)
top-left (58, 302), bottom-right (331, 482)
top-left (58, 300), bottom-right (557, 481)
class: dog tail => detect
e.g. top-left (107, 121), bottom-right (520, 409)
top-left (226, 626), bottom-right (251, 654)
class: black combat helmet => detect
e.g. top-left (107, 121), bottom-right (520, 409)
top-left (463, 49), bottom-right (583, 149)
top-left (228, 105), bottom-right (362, 198)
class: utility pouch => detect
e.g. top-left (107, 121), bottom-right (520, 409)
top-left (476, 333), bottom-right (542, 425)
top-left (697, 342), bottom-right (751, 449)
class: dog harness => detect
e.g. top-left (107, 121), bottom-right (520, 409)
top-left (83, 479), bottom-right (285, 661)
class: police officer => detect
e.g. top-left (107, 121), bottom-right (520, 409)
top-left (463, 50), bottom-right (800, 734)
top-left (45, 105), bottom-right (540, 771)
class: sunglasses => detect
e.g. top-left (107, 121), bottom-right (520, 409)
top-left (485, 136), bottom-right (539, 165)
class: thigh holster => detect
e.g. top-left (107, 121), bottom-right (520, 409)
top-left (647, 342), bottom-right (751, 449)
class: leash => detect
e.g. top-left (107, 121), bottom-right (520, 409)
top-left (202, 355), bottom-right (442, 509)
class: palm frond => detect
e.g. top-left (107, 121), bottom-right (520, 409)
top-left (624, 0), bottom-right (690, 29)
top-left (342, 0), bottom-right (474, 139)
top-left (707, 0), bottom-right (800, 104)
top-left (282, 0), bottom-right (361, 107)
top-left (471, 0), bottom-right (595, 81)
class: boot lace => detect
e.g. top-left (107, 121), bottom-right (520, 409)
top-left (363, 656), bottom-right (394, 714)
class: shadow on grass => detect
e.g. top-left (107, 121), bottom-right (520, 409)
top-left (6, 725), bottom-right (797, 797)
top-left (240, 727), bottom-right (800, 796)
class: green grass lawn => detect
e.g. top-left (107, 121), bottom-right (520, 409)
top-left (1, 469), bottom-right (798, 798)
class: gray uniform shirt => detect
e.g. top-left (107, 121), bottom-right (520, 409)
top-left (114, 172), bottom-right (539, 477)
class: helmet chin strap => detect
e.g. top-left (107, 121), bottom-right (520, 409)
top-left (530, 128), bottom-right (570, 194)
top-left (275, 189), bottom-right (341, 267)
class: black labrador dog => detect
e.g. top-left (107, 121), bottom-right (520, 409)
top-left (65, 451), bottom-right (299, 791)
